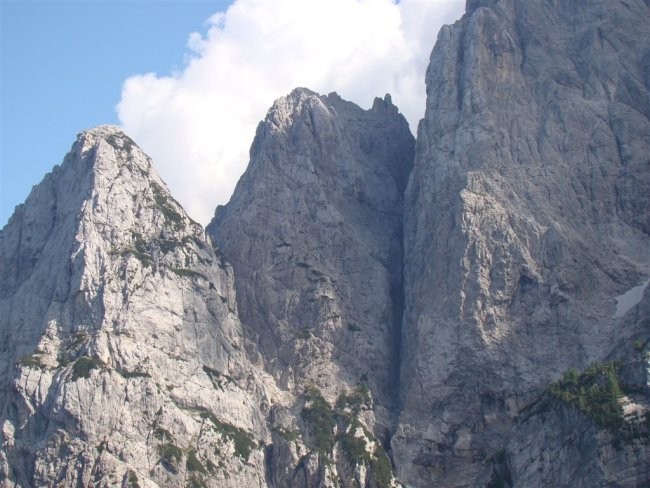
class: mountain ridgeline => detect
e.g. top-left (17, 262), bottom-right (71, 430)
top-left (1, 1), bottom-right (649, 487)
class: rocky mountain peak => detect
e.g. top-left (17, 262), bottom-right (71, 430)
top-left (2, 1), bottom-right (649, 487)
top-left (209, 87), bottom-right (414, 409)
top-left (0, 126), bottom-right (273, 487)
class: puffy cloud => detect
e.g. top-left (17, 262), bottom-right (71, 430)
top-left (117, 0), bottom-right (464, 224)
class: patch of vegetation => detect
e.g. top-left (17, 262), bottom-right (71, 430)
top-left (297, 327), bottom-right (312, 340)
top-left (153, 427), bottom-right (173, 442)
top-left (69, 331), bottom-right (88, 349)
top-left (633, 339), bottom-right (648, 352)
top-left (157, 238), bottom-right (180, 254)
top-left (186, 449), bottom-right (205, 473)
top-left (157, 442), bottom-right (183, 468)
top-left (199, 410), bottom-right (257, 461)
top-left (171, 268), bottom-right (208, 281)
top-left (339, 432), bottom-right (370, 464)
top-left (336, 384), bottom-right (371, 415)
top-left (113, 233), bottom-right (153, 267)
top-left (186, 476), bottom-right (207, 488)
top-left (151, 182), bottom-right (184, 230)
top-left (106, 133), bottom-right (136, 153)
top-left (301, 386), bottom-right (336, 454)
top-left (548, 362), bottom-right (624, 430)
top-left (370, 444), bottom-right (393, 488)
top-left (71, 356), bottom-right (104, 380)
top-left (127, 470), bottom-right (140, 488)
top-left (275, 428), bottom-right (300, 442)
top-left (18, 353), bottom-right (47, 370)
top-left (205, 459), bottom-right (217, 474)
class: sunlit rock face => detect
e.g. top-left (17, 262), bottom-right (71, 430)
top-left (0, 127), bottom-right (275, 488)
top-left (2, 0), bottom-right (650, 485)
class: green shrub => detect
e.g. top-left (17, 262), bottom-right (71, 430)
top-left (199, 410), bottom-right (257, 461)
top-left (370, 444), bottom-right (393, 488)
top-left (71, 356), bottom-right (103, 380)
top-left (18, 354), bottom-right (47, 370)
top-left (336, 385), bottom-right (371, 415)
top-left (301, 387), bottom-right (336, 454)
top-left (297, 327), bottom-right (312, 339)
top-left (186, 476), bottom-right (207, 488)
top-left (186, 449), bottom-right (205, 473)
top-left (548, 362), bottom-right (624, 429)
top-left (157, 443), bottom-right (183, 466)
top-left (153, 427), bottom-right (173, 442)
top-left (127, 470), bottom-right (140, 488)
top-left (339, 433), bottom-right (369, 464)
top-left (158, 239), bottom-right (179, 254)
top-left (151, 183), bottom-right (184, 229)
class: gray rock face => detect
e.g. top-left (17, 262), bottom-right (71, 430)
top-left (395, 0), bottom-right (650, 486)
top-left (2, 0), bottom-right (650, 485)
top-left (208, 88), bottom-right (415, 419)
top-left (0, 127), bottom-right (276, 487)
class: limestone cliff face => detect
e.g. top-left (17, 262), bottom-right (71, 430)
top-left (395, 0), bottom-right (650, 486)
top-left (208, 88), bottom-right (414, 418)
top-left (0, 127), bottom-right (276, 488)
top-left (2, 0), bottom-right (650, 485)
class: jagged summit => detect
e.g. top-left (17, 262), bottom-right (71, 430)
top-left (263, 88), bottom-right (402, 134)
top-left (0, 126), bottom-right (273, 487)
top-left (79, 123), bottom-right (124, 136)
top-left (208, 85), bottom-right (414, 413)
top-left (2, 0), bottom-right (650, 486)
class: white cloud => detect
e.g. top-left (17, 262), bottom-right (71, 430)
top-left (117, 0), bottom-right (464, 225)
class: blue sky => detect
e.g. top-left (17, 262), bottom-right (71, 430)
top-left (1, 0), bottom-right (463, 227)
top-left (1, 0), bottom-right (233, 227)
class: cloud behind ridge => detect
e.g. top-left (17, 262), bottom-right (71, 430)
top-left (117, 0), bottom-right (463, 224)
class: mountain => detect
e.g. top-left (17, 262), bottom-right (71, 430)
top-left (207, 87), bottom-right (414, 487)
top-left (394, 0), bottom-right (650, 485)
top-left (208, 88), bottom-right (414, 418)
top-left (0, 127), bottom-right (274, 487)
top-left (1, 0), bottom-right (649, 487)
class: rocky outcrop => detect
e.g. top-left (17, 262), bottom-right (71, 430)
top-left (395, 0), bottom-right (650, 486)
top-left (0, 127), bottom-right (277, 487)
top-left (208, 88), bottom-right (414, 420)
top-left (2, 0), bottom-right (650, 486)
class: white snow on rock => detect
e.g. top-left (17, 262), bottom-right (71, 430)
top-left (614, 279), bottom-right (650, 319)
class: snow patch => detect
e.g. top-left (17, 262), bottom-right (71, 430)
top-left (614, 279), bottom-right (650, 318)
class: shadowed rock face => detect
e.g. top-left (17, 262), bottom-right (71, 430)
top-left (208, 88), bottom-right (415, 419)
top-left (395, 0), bottom-right (650, 486)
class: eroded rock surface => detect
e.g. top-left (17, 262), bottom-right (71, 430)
top-left (208, 88), bottom-right (414, 420)
top-left (395, 0), bottom-right (650, 485)
top-left (0, 127), bottom-right (276, 488)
